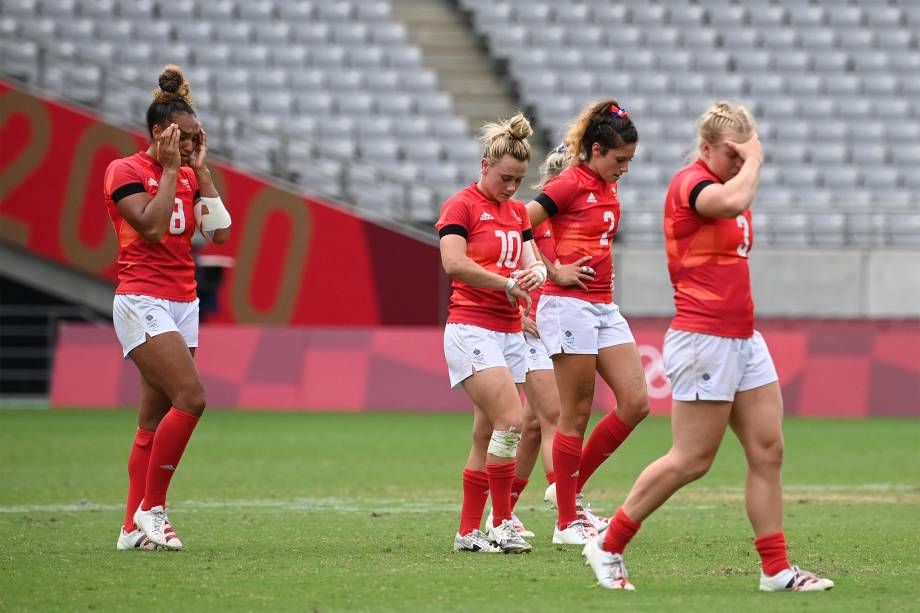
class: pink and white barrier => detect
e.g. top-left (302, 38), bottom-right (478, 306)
top-left (51, 320), bottom-right (920, 416)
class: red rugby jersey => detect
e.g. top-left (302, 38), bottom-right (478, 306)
top-left (535, 164), bottom-right (619, 303)
top-left (664, 158), bottom-right (754, 338)
top-left (435, 183), bottom-right (533, 332)
top-left (528, 220), bottom-right (555, 319)
top-left (103, 152), bottom-right (200, 302)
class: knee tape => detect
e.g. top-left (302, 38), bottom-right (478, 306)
top-left (487, 429), bottom-right (521, 458)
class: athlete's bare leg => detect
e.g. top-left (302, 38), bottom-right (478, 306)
top-left (730, 381), bottom-right (785, 536)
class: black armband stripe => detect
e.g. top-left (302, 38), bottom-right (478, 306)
top-left (522, 228), bottom-right (534, 242)
top-left (112, 182), bottom-right (146, 203)
top-left (194, 190), bottom-right (201, 201)
top-left (535, 192), bottom-right (558, 217)
top-left (438, 224), bottom-right (468, 238)
top-left (689, 180), bottom-right (714, 210)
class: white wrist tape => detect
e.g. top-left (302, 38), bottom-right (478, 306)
top-left (197, 196), bottom-right (231, 232)
top-left (487, 429), bottom-right (521, 458)
top-left (530, 262), bottom-right (547, 285)
top-left (505, 277), bottom-right (517, 291)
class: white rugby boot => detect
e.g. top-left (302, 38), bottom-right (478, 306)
top-left (162, 513), bottom-right (183, 549)
top-left (582, 537), bottom-right (635, 590)
top-left (486, 509), bottom-right (535, 538)
top-left (116, 527), bottom-right (158, 551)
top-left (452, 529), bottom-right (502, 553)
top-left (544, 482), bottom-right (557, 509)
top-left (576, 493), bottom-right (609, 533)
top-left (134, 504), bottom-right (181, 549)
top-left (552, 519), bottom-right (593, 545)
top-left (759, 566), bottom-right (834, 592)
top-left (487, 519), bottom-right (533, 553)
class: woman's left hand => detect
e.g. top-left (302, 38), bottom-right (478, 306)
top-left (188, 127), bottom-right (208, 174)
top-left (520, 308), bottom-right (539, 338)
top-left (512, 267), bottom-right (542, 291)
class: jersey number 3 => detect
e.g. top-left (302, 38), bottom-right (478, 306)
top-left (736, 215), bottom-right (751, 257)
top-left (495, 230), bottom-right (522, 268)
top-left (169, 198), bottom-right (186, 235)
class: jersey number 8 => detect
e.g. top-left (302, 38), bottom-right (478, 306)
top-left (169, 198), bottom-right (186, 235)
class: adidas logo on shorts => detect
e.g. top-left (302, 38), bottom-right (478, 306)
top-left (479, 212), bottom-right (495, 221)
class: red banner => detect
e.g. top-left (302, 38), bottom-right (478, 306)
top-left (0, 80), bottom-right (443, 325)
top-left (51, 320), bottom-right (920, 416)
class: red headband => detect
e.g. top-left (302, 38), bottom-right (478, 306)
top-left (610, 104), bottom-right (629, 118)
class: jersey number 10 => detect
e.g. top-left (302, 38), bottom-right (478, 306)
top-left (495, 230), bottom-right (522, 268)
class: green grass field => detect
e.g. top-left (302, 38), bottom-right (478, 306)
top-left (1, 409), bottom-right (918, 612)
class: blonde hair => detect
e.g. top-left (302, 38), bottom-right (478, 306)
top-left (479, 113), bottom-right (532, 163)
top-left (564, 98), bottom-right (637, 167)
top-left (696, 101), bottom-right (755, 153)
top-left (534, 144), bottom-right (571, 189)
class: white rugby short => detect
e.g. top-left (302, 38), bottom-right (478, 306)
top-left (113, 294), bottom-right (199, 358)
top-left (443, 323), bottom-right (527, 388)
top-left (663, 329), bottom-right (778, 402)
top-left (537, 295), bottom-right (635, 356)
top-left (524, 331), bottom-right (553, 373)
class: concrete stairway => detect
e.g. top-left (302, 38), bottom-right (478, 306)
top-left (389, 0), bottom-right (546, 200)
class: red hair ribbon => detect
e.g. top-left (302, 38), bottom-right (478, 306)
top-left (610, 104), bottom-right (628, 118)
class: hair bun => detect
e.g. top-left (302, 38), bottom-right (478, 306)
top-left (153, 65), bottom-right (192, 105)
top-left (507, 113), bottom-right (533, 141)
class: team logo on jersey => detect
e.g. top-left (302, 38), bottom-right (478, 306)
top-left (586, 192), bottom-right (597, 203)
top-left (479, 212), bottom-right (495, 221)
top-left (180, 178), bottom-right (191, 189)
top-left (147, 178), bottom-right (158, 188)
top-left (542, 230), bottom-right (551, 238)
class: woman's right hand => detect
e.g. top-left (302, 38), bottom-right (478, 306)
top-left (725, 132), bottom-right (763, 165)
top-left (505, 280), bottom-right (532, 313)
top-left (553, 255), bottom-right (595, 290)
top-left (156, 123), bottom-right (181, 171)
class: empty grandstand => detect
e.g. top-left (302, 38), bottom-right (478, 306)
top-left (1, 0), bottom-right (918, 244)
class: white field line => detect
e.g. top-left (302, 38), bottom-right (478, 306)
top-left (0, 484), bottom-right (916, 515)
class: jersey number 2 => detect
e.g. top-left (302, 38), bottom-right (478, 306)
top-left (495, 230), bottom-right (522, 268)
top-left (600, 211), bottom-right (616, 246)
top-left (169, 198), bottom-right (186, 235)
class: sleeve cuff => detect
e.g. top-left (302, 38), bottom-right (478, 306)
top-left (689, 180), bottom-right (715, 210)
top-left (438, 224), bottom-right (468, 238)
top-left (111, 182), bottom-right (146, 203)
top-left (535, 192), bottom-right (558, 217)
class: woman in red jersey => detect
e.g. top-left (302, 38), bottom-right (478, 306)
top-left (103, 65), bottom-right (232, 551)
top-left (583, 101), bottom-right (834, 592)
top-left (525, 99), bottom-right (650, 546)
top-left (486, 144), bottom-right (601, 538)
top-left (437, 113), bottom-right (547, 554)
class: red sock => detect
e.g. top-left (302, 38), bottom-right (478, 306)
top-left (577, 411), bottom-right (633, 493)
top-left (487, 461), bottom-right (517, 526)
top-left (142, 408), bottom-right (200, 510)
top-left (459, 469), bottom-right (489, 535)
top-left (545, 471), bottom-right (555, 485)
top-left (602, 507), bottom-right (642, 554)
top-left (124, 428), bottom-right (154, 531)
top-left (755, 531), bottom-right (791, 576)
top-left (509, 477), bottom-right (529, 511)
top-left (553, 432), bottom-right (583, 529)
